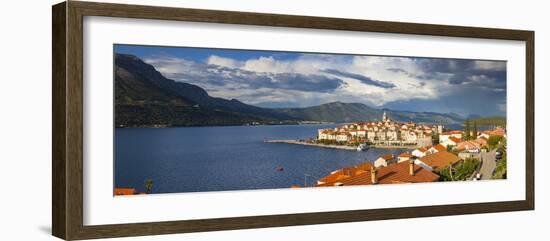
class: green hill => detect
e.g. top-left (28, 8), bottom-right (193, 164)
top-left (467, 116), bottom-right (506, 127)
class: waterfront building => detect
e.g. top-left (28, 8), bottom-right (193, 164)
top-left (318, 129), bottom-right (337, 140)
top-left (335, 131), bottom-right (350, 142)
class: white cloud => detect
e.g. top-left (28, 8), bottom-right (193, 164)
top-left (143, 55), bottom-right (198, 78)
top-left (243, 56), bottom-right (296, 74)
top-left (207, 55), bottom-right (241, 68)
top-left (342, 56), bottom-right (441, 105)
top-left (474, 60), bottom-right (506, 71)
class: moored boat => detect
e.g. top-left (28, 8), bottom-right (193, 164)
top-left (357, 143), bottom-right (369, 151)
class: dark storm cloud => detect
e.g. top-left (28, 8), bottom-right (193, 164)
top-left (322, 69), bottom-right (396, 88)
top-left (448, 71), bottom-right (506, 90)
top-left (415, 58), bottom-right (472, 73)
top-left (413, 58), bottom-right (507, 91)
top-left (381, 58), bottom-right (507, 116)
top-left (266, 73), bottom-right (346, 92)
top-left (387, 67), bottom-right (450, 81)
top-left (382, 84), bottom-right (507, 117)
top-left (165, 62), bottom-right (345, 93)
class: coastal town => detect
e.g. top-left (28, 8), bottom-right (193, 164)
top-left (317, 111), bottom-right (441, 148)
top-left (290, 112), bottom-right (507, 188)
top-left (266, 111), bottom-right (441, 151)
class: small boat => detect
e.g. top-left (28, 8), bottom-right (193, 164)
top-left (357, 143), bottom-right (369, 151)
top-left (277, 167), bottom-right (284, 172)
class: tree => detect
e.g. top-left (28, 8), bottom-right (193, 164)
top-left (464, 120), bottom-right (471, 140)
top-left (446, 145), bottom-right (454, 152)
top-left (492, 152), bottom-right (507, 179)
top-left (472, 121), bottom-right (478, 140)
top-left (145, 179), bottom-right (154, 194)
top-left (437, 158), bottom-right (480, 181)
top-left (499, 137), bottom-right (507, 150)
top-left (433, 133), bottom-right (440, 144)
top-left (487, 136), bottom-right (503, 149)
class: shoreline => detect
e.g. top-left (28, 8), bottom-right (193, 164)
top-left (265, 140), bottom-right (358, 151)
top-left (266, 140), bottom-right (417, 150)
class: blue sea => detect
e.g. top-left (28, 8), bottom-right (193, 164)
top-left (114, 124), bottom-right (408, 194)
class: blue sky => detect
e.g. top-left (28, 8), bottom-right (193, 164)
top-left (115, 45), bottom-right (301, 63)
top-left (115, 44), bottom-right (507, 117)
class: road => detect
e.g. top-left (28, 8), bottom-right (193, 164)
top-left (479, 150), bottom-right (497, 180)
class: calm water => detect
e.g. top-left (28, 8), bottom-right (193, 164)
top-left (115, 124), bottom-right (407, 194)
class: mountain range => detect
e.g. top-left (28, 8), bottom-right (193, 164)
top-left (115, 53), bottom-right (465, 127)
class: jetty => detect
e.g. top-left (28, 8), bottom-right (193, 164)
top-left (265, 140), bottom-right (358, 151)
top-left (266, 139), bottom-right (418, 150)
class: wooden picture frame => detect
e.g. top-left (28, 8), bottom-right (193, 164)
top-left (52, 1), bottom-right (534, 240)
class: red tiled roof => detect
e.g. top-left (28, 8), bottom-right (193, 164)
top-left (474, 137), bottom-right (488, 145)
top-left (356, 162), bottom-right (374, 171)
top-left (114, 188), bottom-right (137, 195)
top-left (399, 152), bottom-right (412, 158)
top-left (487, 128), bottom-right (506, 136)
top-left (416, 147), bottom-right (428, 152)
top-left (321, 129), bottom-right (335, 135)
top-left (449, 137), bottom-right (462, 143)
top-left (379, 154), bottom-right (394, 161)
top-left (457, 140), bottom-right (481, 150)
top-left (419, 151), bottom-right (462, 170)
top-left (317, 162), bottom-right (373, 184)
top-left (316, 161), bottom-right (439, 187)
top-left (317, 170), bottom-right (349, 184)
top-left (432, 144), bottom-right (446, 152)
top-left (441, 131), bottom-right (462, 135)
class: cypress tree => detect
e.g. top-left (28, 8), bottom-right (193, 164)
top-left (472, 121), bottom-right (478, 140)
top-left (464, 120), bottom-right (470, 140)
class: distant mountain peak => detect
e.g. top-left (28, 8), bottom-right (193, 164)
top-left (322, 101), bottom-right (367, 107)
top-left (116, 53), bottom-right (146, 64)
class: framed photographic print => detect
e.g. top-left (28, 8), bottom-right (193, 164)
top-left (52, 1), bottom-right (534, 240)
